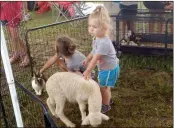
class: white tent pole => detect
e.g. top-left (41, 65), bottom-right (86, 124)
top-left (1, 24), bottom-right (23, 127)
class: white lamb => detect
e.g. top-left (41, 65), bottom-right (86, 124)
top-left (46, 72), bottom-right (109, 127)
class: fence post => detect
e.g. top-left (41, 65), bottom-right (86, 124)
top-left (1, 24), bottom-right (23, 127)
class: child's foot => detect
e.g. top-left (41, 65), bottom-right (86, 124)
top-left (19, 52), bottom-right (30, 67)
top-left (101, 104), bottom-right (111, 114)
top-left (10, 53), bottom-right (20, 64)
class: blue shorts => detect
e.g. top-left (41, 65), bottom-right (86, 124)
top-left (98, 65), bottom-right (120, 87)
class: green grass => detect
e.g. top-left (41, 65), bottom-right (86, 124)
top-left (34, 57), bottom-right (172, 128)
top-left (11, 55), bottom-right (172, 128)
top-left (25, 11), bottom-right (53, 28)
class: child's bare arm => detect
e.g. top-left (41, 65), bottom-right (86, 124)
top-left (40, 54), bottom-right (58, 73)
top-left (83, 54), bottom-right (102, 80)
top-left (87, 53), bottom-right (93, 61)
top-left (83, 53), bottom-right (93, 66)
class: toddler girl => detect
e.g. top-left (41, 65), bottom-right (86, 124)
top-left (83, 6), bottom-right (120, 113)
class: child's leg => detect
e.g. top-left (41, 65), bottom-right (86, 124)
top-left (8, 26), bottom-right (26, 53)
top-left (100, 86), bottom-right (111, 113)
top-left (100, 86), bottom-right (111, 105)
top-left (7, 27), bottom-right (20, 63)
top-left (8, 26), bottom-right (29, 65)
top-left (98, 66), bottom-right (120, 113)
top-left (22, 2), bottom-right (31, 21)
top-left (11, 27), bottom-right (29, 67)
top-left (108, 87), bottom-right (114, 104)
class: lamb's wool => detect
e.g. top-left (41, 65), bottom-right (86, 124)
top-left (46, 72), bottom-right (109, 127)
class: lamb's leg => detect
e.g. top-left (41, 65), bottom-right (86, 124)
top-left (56, 97), bottom-right (76, 127)
top-left (47, 97), bottom-right (57, 117)
top-left (77, 100), bottom-right (86, 121)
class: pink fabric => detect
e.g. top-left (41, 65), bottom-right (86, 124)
top-left (36, 2), bottom-right (76, 16)
top-left (0, 2), bottom-right (23, 27)
top-left (36, 2), bottom-right (51, 14)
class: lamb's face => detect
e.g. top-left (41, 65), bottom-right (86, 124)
top-left (89, 112), bottom-right (102, 127)
top-left (88, 112), bottom-right (109, 127)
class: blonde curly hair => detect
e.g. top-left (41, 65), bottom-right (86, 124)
top-left (88, 6), bottom-right (112, 36)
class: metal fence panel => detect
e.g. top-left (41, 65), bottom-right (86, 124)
top-left (116, 9), bottom-right (173, 55)
top-left (25, 17), bottom-right (90, 77)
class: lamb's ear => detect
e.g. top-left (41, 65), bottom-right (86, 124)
top-left (101, 113), bottom-right (109, 121)
top-left (81, 116), bottom-right (89, 126)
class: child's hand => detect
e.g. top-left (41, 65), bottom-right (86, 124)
top-left (40, 69), bottom-right (44, 74)
top-left (82, 59), bottom-right (88, 66)
top-left (83, 70), bottom-right (91, 80)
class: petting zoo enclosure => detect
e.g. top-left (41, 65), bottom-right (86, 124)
top-left (1, 7), bottom-right (173, 127)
